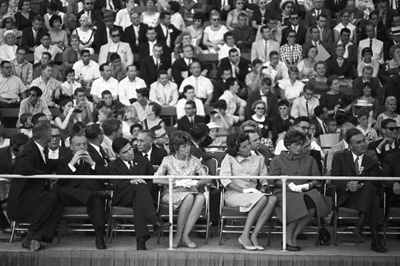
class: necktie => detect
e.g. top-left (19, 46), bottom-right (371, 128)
top-left (100, 146), bottom-right (110, 164)
top-left (355, 156), bottom-right (360, 176)
top-left (129, 161), bottom-right (134, 171)
top-left (369, 39), bottom-right (373, 48)
top-left (316, 10), bottom-right (319, 18)
top-left (135, 26), bottom-right (139, 46)
top-left (188, 59), bottom-right (191, 67)
top-left (156, 58), bottom-right (160, 70)
top-left (33, 30), bottom-right (37, 42)
top-left (166, 27), bottom-right (171, 47)
top-left (264, 40), bottom-right (268, 59)
top-left (306, 100), bottom-right (309, 117)
top-left (320, 28), bottom-right (323, 41)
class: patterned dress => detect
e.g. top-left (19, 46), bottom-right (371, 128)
top-left (155, 155), bottom-right (207, 210)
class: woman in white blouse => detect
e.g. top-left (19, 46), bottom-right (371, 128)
top-left (72, 14), bottom-right (94, 54)
top-left (279, 66), bottom-right (305, 104)
top-left (203, 10), bottom-right (228, 54)
top-left (334, 9), bottom-right (357, 44)
top-left (140, 0), bottom-right (160, 28)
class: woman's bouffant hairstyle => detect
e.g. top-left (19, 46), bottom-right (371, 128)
top-left (169, 130), bottom-right (192, 155)
top-left (284, 130), bottom-right (306, 149)
top-left (225, 133), bottom-right (249, 157)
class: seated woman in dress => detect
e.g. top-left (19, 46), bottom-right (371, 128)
top-left (14, 0), bottom-right (36, 31)
top-left (297, 46), bottom-right (317, 80)
top-left (220, 133), bottom-right (277, 250)
top-left (203, 10), bottom-right (228, 54)
top-left (48, 14), bottom-right (68, 50)
top-left (154, 130), bottom-right (210, 249)
top-left (319, 75), bottom-right (352, 117)
top-left (326, 44), bottom-right (354, 88)
top-left (0, 30), bottom-right (17, 61)
top-left (0, 15), bottom-right (22, 45)
top-left (62, 35), bottom-right (80, 70)
top-left (71, 14), bottom-right (94, 54)
top-left (184, 12), bottom-right (205, 50)
top-left (270, 130), bottom-right (331, 251)
top-left (142, 102), bottom-right (165, 130)
top-left (44, 1), bottom-right (67, 33)
top-left (308, 61), bottom-right (329, 96)
top-left (357, 47), bottom-right (379, 78)
top-left (210, 99), bottom-right (239, 135)
top-left (278, 66), bottom-right (305, 105)
top-left (140, 0), bottom-right (160, 28)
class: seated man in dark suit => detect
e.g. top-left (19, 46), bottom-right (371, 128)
top-left (304, 0), bottom-right (332, 28)
top-left (7, 121), bottom-right (64, 251)
top-left (140, 43), bottom-right (171, 87)
top-left (282, 11), bottom-right (307, 45)
top-left (138, 27), bottom-right (158, 62)
top-left (92, 11), bottom-right (124, 53)
top-left (217, 48), bottom-right (250, 87)
top-left (352, 66), bottom-right (382, 99)
top-left (245, 77), bottom-right (279, 119)
top-left (123, 12), bottom-right (148, 54)
top-left (76, 0), bottom-right (103, 27)
top-left (177, 100), bottom-right (205, 133)
top-left (20, 15), bottom-right (47, 53)
top-left (302, 26), bottom-right (331, 59)
top-left (0, 133), bottom-right (30, 232)
top-left (86, 124), bottom-right (111, 166)
top-left (55, 133), bottom-right (110, 249)
top-left (367, 118), bottom-right (400, 164)
top-left (331, 128), bottom-right (386, 253)
top-left (134, 130), bottom-right (167, 166)
top-left (331, 28), bottom-right (357, 64)
top-left (46, 126), bottom-right (70, 171)
top-left (108, 137), bottom-right (171, 250)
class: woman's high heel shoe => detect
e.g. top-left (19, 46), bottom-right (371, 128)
top-left (238, 237), bottom-right (257, 251)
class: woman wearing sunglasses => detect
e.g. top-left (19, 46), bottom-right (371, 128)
top-left (203, 10), bottom-right (228, 54)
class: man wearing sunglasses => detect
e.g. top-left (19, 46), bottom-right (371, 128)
top-left (76, 0), bottom-right (102, 27)
top-left (282, 12), bottom-right (307, 45)
top-left (98, 26), bottom-right (133, 66)
top-left (368, 118), bottom-right (400, 163)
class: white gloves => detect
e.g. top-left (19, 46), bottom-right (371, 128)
top-left (243, 188), bottom-right (262, 194)
top-left (288, 182), bottom-right (310, 192)
top-left (175, 179), bottom-right (198, 188)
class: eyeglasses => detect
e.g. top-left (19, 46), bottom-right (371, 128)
top-left (384, 127), bottom-right (400, 131)
top-left (17, 52), bottom-right (26, 56)
top-left (184, 107), bottom-right (193, 110)
top-left (1, 66), bottom-right (11, 69)
top-left (286, 5), bottom-right (293, 8)
top-left (256, 107), bottom-right (265, 110)
top-left (30, 93), bottom-right (37, 97)
top-left (156, 133), bottom-right (169, 139)
top-left (290, 17), bottom-right (299, 20)
top-left (288, 35), bottom-right (296, 38)
top-left (5, 21), bottom-right (13, 24)
top-left (212, 18), bottom-right (220, 21)
top-left (260, 1), bottom-right (266, 3)
top-left (85, 2), bottom-right (94, 5)
top-left (237, 2), bottom-right (244, 4)
top-left (111, 34), bottom-right (120, 37)
top-left (299, 126), bottom-right (310, 131)
top-left (51, 134), bottom-right (61, 138)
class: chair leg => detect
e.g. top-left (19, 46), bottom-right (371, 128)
top-left (267, 220), bottom-right (273, 246)
top-left (383, 220), bottom-right (387, 247)
top-left (9, 221), bottom-right (16, 243)
top-left (219, 218), bottom-right (223, 245)
top-left (334, 212), bottom-right (338, 246)
top-left (315, 216), bottom-right (320, 247)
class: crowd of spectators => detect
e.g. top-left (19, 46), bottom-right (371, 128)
top-left (0, 0), bottom-right (399, 255)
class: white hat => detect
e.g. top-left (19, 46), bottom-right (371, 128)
top-left (4, 30), bottom-right (15, 38)
top-left (207, 122), bottom-right (221, 130)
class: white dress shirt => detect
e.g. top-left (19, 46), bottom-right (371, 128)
top-left (179, 75), bottom-right (214, 100)
top-left (90, 77), bottom-right (119, 97)
top-left (118, 76), bottom-right (147, 106)
top-left (73, 60), bottom-right (101, 81)
top-left (176, 98), bottom-right (205, 119)
top-left (149, 81), bottom-right (179, 106)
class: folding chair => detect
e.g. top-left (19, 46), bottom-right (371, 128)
top-left (383, 189), bottom-right (400, 245)
top-left (9, 221), bottom-right (30, 243)
top-left (319, 133), bottom-right (340, 153)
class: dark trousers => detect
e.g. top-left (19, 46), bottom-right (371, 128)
top-left (57, 186), bottom-right (106, 231)
top-left (209, 187), bottom-right (220, 224)
top-left (114, 183), bottom-right (157, 237)
top-left (0, 205), bottom-right (9, 229)
top-left (28, 191), bottom-right (64, 243)
top-left (341, 183), bottom-right (381, 230)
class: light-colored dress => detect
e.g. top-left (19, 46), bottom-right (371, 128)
top-left (73, 27), bottom-right (94, 51)
top-left (220, 154), bottom-right (269, 213)
top-left (297, 59), bottom-right (316, 79)
top-left (204, 25), bottom-right (228, 53)
top-left (155, 155), bottom-right (207, 210)
top-left (185, 25), bottom-right (204, 47)
top-left (49, 30), bottom-right (69, 48)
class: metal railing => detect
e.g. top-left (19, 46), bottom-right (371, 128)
top-left (1, 174), bottom-right (397, 251)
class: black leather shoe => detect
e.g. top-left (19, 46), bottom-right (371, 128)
top-left (371, 240), bottom-right (387, 253)
top-left (22, 238), bottom-right (45, 251)
top-left (153, 220), bottom-right (171, 233)
top-left (137, 235), bottom-right (151, 250)
top-left (281, 242), bottom-right (300, 251)
top-left (95, 236), bottom-right (107, 250)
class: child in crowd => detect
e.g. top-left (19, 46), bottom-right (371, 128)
top-left (356, 109), bottom-right (378, 143)
top-left (16, 112), bottom-right (33, 138)
top-left (326, 118), bottom-right (338, 133)
top-left (61, 68), bottom-right (81, 98)
top-left (357, 47), bottom-right (379, 78)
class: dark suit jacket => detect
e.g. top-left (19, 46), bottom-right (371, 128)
top-left (282, 25), bottom-right (308, 45)
top-left (107, 156), bottom-right (154, 205)
top-left (140, 55), bottom-right (171, 87)
top-left (0, 146), bottom-right (14, 174)
top-left (211, 0), bottom-right (234, 20)
top-left (171, 57), bottom-right (205, 87)
top-left (213, 79), bottom-right (227, 103)
top-left (331, 150), bottom-right (380, 207)
top-left (324, 0), bottom-right (348, 18)
top-left (87, 143), bottom-right (110, 166)
top-left (155, 24), bottom-right (181, 53)
top-left (190, 142), bottom-right (213, 161)
top-left (304, 8), bottom-right (332, 28)
top-left (134, 144), bottom-right (167, 166)
top-left (385, 74), bottom-right (400, 114)
top-left (325, 57), bottom-right (354, 79)
top-left (138, 42), bottom-right (169, 63)
top-left (55, 152), bottom-right (108, 192)
top-left (93, 0), bottom-right (122, 12)
top-left (217, 57), bottom-right (251, 84)
top-left (177, 115), bottom-right (206, 133)
top-left (20, 27), bottom-right (47, 51)
top-left (7, 140), bottom-right (54, 222)
top-left (368, 139), bottom-right (400, 164)
top-left (123, 23), bottom-right (148, 53)
top-left (46, 146), bottom-right (70, 172)
top-left (383, 151), bottom-right (400, 190)
top-left (245, 89), bottom-right (279, 119)
top-left (305, 26), bottom-right (334, 45)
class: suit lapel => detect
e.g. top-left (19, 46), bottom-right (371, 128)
top-left (345, 151), bottom-right (357, 175)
